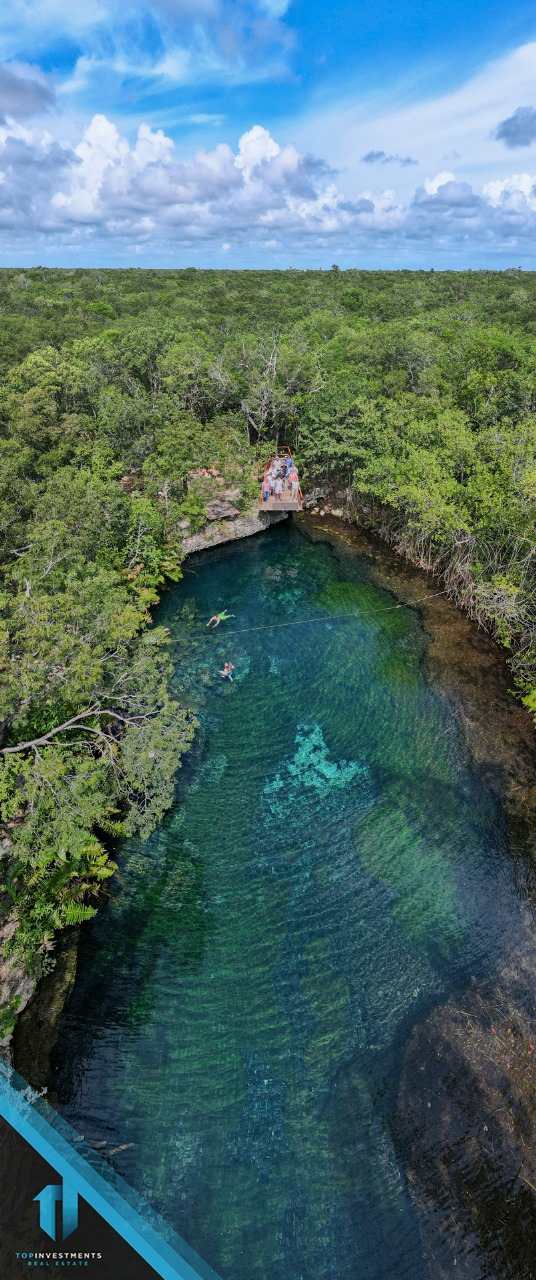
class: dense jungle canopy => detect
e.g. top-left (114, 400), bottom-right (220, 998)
top-left (0, 266), bottom-right (535, 997)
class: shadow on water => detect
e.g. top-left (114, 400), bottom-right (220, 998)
top-left (21, 518), bottom-right (536, 1280)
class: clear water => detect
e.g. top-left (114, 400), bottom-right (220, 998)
top-left (52, 523), bottom-right (529, 1280)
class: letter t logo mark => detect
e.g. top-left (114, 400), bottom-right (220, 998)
top-left (34, 1179), bottom-right (79, 1240)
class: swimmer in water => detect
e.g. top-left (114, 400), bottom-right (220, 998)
top-left (206, 609), bottom-right (235, 627)
top-left (220, 662), bottom-right (234, 681)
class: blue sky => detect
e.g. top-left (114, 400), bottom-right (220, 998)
top-left (1, 0), bottom-right (536, 266)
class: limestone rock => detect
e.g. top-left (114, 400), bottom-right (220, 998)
top-left (303, 488), bottom-right (326, 510)
top-left (182, 510), bottom-right (288, 556)
top-left (0, 917), bottom-right (35, 1054)
top-left (205, 500), bottom-right (240, 520)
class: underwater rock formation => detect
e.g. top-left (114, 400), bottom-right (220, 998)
top-left (396, 952), bottom-right (536, 1278)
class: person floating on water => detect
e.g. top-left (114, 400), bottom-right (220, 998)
top-left (206, 609), bottom-right (235, 627)
top-left (219, 662), bottom-right (234, 681)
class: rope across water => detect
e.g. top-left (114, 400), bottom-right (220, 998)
top-left (168, 588), bottom-right (449, 645)
top-left (221, 588), bottom-right (448, 636)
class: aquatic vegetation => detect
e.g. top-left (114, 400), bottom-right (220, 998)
top-left (189, 753), bottom-right (228, 791)
top-left (355, 798), bottom-right (465, 961)
top-left (263, 722), bottom-right (369, 818)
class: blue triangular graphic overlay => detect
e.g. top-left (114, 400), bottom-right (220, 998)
top-left (0, 1061), bottom-right (222, 1280)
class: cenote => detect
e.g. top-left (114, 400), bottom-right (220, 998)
top-left (46, 519), bottom-right (536, 1280)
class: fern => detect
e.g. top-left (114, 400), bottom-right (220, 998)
top-left (61, 903), bottom-right (97, 926)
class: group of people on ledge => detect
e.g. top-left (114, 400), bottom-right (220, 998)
top-left (262, 453), bottom-right (300, 504)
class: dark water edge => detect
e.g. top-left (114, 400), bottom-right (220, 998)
top-left (16, 515), bottom-right (536, 1280)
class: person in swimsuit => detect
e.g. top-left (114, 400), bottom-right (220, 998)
top-left (219, 662), bottom-right (234, 681)
top-left (206, 609), bottom-right (235, 627)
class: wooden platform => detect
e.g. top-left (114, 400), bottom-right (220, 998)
top-left (259, 475), bottom-right (303, 513)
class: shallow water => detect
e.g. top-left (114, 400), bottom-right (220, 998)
top-left (51, 522), bottom-right (533, 1280)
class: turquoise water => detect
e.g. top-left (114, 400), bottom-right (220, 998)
top-left (52, 523), bottom-right (528, 1280)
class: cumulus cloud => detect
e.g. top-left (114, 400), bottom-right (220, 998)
top-left (0, 131), bottom-right (76, 230)
top-left (44, 116), bottom-right (348, 242)
top-left (0, 63), bottom-right (55, 122)
top-left (484, 172), bottom-right (536, 208)
top-left (422, 170), bottom-right (455, 194)
top-left (2, 114), bottom-right (536, 261)
top-left (362, 150), bottom-right (418, 167)
top-left (235, 124), bottom-right (280, 179)
top-left (493, 106), bottom-right (536, 149)
top-left (414, 177), bottom-right (482, 217)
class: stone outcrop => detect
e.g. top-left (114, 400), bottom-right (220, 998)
top-left (0, 836), bottom-right (35, 1055)
top-left (205, 500), bottom-right (240, 520)
top-left (0, 916), bottom-right (35, 1055)
top-left (182, 508), bottom-right (288, 556)
top-left (13, 929), bottom-right (79, 1091)
top-left (302, 487), bottom-right (327, 509)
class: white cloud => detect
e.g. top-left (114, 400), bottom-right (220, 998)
top-left (258, 0), bottom-right (290, 14)
top-left (0, 0), bottom-right (293, 103)
top-left (133, 122), bottom-right (174, 167)
top-left (234, 124), bottom-right (281, 179)
top-left (1, 111), bottom-right (536, 264)
top-left (0, 0), bottom-right (107, 53)
top-left (294, 40), bottom-right (536, 198)
top-left (52, 115), bottom-right (128, 219)
top-left (423, 171), bottom-right (456, 195)
top-left (484, 172), bottom-right (536, 208)
top-left (0, 62), bottom-right (55, 121)
top-left (186, 113), bottom-right (225, 125)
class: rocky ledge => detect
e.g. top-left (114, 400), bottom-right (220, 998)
top-left (0, 915), bottom-right (34, 1056)
top-left (0, 839), bottom-right (34, 1058)
top-left (182, 508), bottom-right (288, 556)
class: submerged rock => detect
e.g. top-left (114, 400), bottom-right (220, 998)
top-left (396, 950), bottom-right (536, 1278)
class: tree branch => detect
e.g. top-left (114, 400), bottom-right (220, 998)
top-left (0, 707), bottom-right (137, 755)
